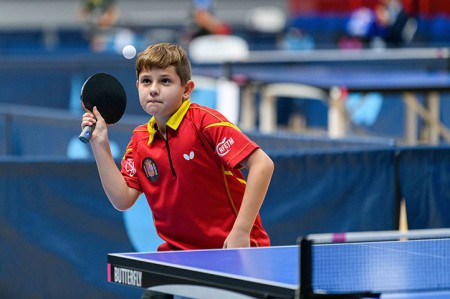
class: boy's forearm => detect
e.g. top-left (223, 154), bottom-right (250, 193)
top-left (233, 150), bottom-right (274, 235)
top-left (91, 141), bottom-right (138, 211)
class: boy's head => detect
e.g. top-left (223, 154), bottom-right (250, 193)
top-left (136, 43), bottom-right (192, 86)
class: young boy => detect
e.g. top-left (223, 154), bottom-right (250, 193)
top-left (81, 42), bottom-right (273, 251)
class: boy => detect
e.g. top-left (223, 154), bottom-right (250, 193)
top-left (81, 43), bottom-right (273, 251)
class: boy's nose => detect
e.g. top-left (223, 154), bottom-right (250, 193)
top-left (149, 87), bottom-right (159, 96)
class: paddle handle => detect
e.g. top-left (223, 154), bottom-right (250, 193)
top-left (79, 125), bottom-right (95, 143)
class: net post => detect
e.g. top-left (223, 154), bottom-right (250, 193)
top-left (299, 236), bottom-right (313, 299)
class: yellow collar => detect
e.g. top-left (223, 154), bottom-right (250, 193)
top-left (147, 100), bottom-right (191, 145)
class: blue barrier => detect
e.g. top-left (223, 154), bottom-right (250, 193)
top-left (397, 145), bottom-right (450, 229)
top-left (262, 147), bottom-right (398, 245)
top-left (0, 158), bottom-right (142, 298)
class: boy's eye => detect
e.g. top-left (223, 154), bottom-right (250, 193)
top-left (141, 78), bottom-right (151, 84)
top-left (161, 78), bottom-right (171, 84)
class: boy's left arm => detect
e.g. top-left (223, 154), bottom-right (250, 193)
top-left (223, 148), bottom-right (274, 248)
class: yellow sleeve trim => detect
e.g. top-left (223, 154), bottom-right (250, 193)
top-left (206, 122), bottom-right (241, 132)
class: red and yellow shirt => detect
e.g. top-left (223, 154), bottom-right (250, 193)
top-left (121, 100), bottom-right (270, 250)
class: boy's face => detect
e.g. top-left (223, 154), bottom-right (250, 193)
top-left (136, 66), bottom-right (194, 121)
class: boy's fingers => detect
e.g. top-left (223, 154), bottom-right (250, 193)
top-left (92, 106), bottom-right (104, 122)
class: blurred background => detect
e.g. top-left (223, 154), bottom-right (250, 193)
top-left (1, 0), bottom-right (450, 298)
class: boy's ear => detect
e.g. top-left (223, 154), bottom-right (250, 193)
top-left (183, 80), bottom-right (195, 100)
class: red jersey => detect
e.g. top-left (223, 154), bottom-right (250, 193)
top-left (121, 100), bottom-right (270, 250)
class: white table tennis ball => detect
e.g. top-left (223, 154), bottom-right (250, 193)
top-left (122, 45), bottom-right (137, 59)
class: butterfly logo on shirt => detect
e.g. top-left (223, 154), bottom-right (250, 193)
top-left (183, 151), bottom-right (195, 161)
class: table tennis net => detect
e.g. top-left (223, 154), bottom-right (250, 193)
top-left (300, 229), bottom-right (450, 297)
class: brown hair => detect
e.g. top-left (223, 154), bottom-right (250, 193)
top-left (136, 43), bottom-right (191, 85)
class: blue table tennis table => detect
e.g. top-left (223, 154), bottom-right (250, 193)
top-left (192, 63), bottom-right (450, 145)
top-left (107, 232), bottom-right (450, 299)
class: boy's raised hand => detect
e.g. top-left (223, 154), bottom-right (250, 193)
top-left (81, 106), bottom-right (109, 145)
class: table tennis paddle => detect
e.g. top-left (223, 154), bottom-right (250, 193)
top-left (79, 73), bottom-right (127, 143)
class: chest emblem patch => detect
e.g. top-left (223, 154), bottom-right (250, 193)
top-left (142, 157), bottom-right (159, 182)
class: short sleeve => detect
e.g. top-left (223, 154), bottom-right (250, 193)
top-left (203, 123), bottom-right (259, 169)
